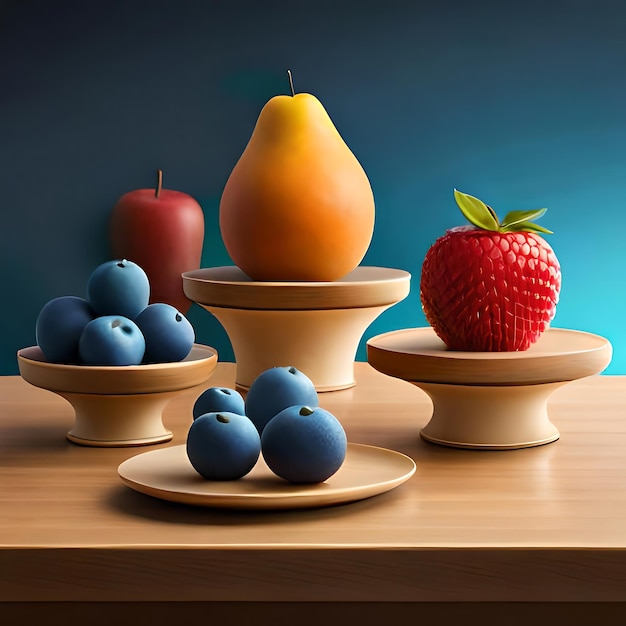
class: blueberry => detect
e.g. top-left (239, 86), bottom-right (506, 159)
top-left (186, 412), bottom-right (261, 481)
top-left (192, 387), bottom-right (245, 420)
top-left (261, 405), bottom-right (347, 483)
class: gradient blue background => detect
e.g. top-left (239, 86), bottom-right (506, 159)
top-left (2, 0), bottom-right (624, 375)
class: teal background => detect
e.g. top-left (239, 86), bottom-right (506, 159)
top-left (1, 0), bottom-right (624, 375)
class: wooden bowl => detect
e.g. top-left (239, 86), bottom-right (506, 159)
top-left (17, 344), bottom-right (218, 447)
top-left (183, 266), bottom-right (411, 391)
top-left (367, 327), bottom-right (612, 450)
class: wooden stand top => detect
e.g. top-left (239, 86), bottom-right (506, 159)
top-left (182, 265), bottom-right (411, 310)
top-left (2, 363), bottom-right (626, 604)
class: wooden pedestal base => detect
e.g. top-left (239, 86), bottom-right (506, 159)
top-left (62, 391), bottom-right (175, 447)
top-left (183, 266), bottom-right (411, 392)
top-left (206, 305), bottom-right (391, 391)
top-left (17, 344), bottom-right (218, 447)
top-left (367, 327), bottom-right (612, 450)
top-left (417, 381), bottom-right (562, 449)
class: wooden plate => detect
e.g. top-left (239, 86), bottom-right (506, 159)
top-left (182, 266), bottom-right (411, 310)
top-left (17, 344), bottom-right (219, 447)
top-left (17, 344), bottom-right (218, 395)
top-left (367, 326), bottom-right (613, 449)
top-left (118, 443), bottom-right (416, 510)
top-left (367, 327), bottom-right (612, 386)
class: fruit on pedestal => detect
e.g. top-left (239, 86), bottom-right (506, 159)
top-left (192, 387), bottom-right (245, 420)
top-left (134, 302), bottom-right (195, 363)
top-left (111, 170), bottom-right (205, 313)
top-left (35, 296), bottom-right (95, 363)
top-left (219, 70), bottom-right (375, 281)
top-left (86, 259), bottom-right (150, 319)
top-left (420, 189), bottom-right (561, 352)
top-left (78, 315), bottom-right (146, 366)
top-left (245, 365), bottom-right (319, 434)
top-left (261, 405), bottom-right (347, 484)
top-left (186, 411), bottom-right (261, 480)
top-left (32, 259), bottom-right (201, 366)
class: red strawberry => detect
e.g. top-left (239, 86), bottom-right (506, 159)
top-left (420, 189), bottom-right (561, 352)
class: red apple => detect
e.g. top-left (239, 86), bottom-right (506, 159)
top-left (110, 170), bottom-right (205, 314)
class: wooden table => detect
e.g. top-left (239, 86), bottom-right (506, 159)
top-left (2, 363), bottom-right (626, 625)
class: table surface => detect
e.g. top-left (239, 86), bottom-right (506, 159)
top-left (2, 363), bottom-right (626, 604)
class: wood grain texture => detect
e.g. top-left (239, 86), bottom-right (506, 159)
top-left (16, 343), bottom-right (218, 394)
top-left (6, 602), bottom-right (626, 626)
top-left (182, 266), bottom-right (411, 310)
top-left (2, 364), bottom-right (626, 605)
top-left (367, 327), bottom-right (612, 385)
top-left (117, 443), bottom-right (415, 509)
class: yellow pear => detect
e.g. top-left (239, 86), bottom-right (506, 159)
top-left (219, 78), bottom-right (375, 281)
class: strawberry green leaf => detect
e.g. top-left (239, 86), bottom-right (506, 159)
top-left (505, 220), bottom-right (553, 235)
top-left (454, 189), bottom-right (499, 231)
top-left (501, 208), bottom-right (547, 229)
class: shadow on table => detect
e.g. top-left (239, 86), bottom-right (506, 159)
top-left (105, 480), bottom-right (404, 526)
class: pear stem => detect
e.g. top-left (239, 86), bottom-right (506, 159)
top-left (155, 169), bottom-right (163, 199)
top-left (287, 69), bottom-right (295, 96)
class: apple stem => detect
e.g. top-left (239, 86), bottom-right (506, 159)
top-left (287, 69), bottom-right (295, 96)
top-left (155, 169), bottom-right (163, 199)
